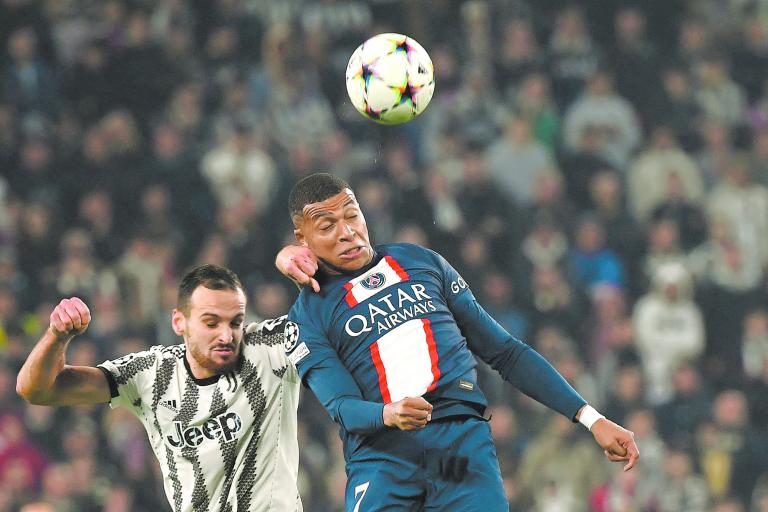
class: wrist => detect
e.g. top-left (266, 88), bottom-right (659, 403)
top-left (578, 404), bottom-right (605, 431)
top-left (382, 403), bottom-right (394, 427)
top-left (47, 327), bottom-right (73, 344)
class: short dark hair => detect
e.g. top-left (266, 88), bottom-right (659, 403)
top-left (288, 173), bottom-right (351, 220)
top-left (177, 264), bottom-right (243, 313)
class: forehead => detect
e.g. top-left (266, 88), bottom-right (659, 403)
top-left (302, 189), bottom-right (358, 221)
top-left (188, 286), bottom-right (246, 315)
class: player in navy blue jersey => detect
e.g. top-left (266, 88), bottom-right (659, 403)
top-left (277, 172), bottom-right (639, 511)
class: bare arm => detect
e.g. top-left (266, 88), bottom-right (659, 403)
top-left (16, 297), bottom-right (111, 406)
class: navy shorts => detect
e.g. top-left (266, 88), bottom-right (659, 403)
top-left (343, 416), bottom-right (508, 511)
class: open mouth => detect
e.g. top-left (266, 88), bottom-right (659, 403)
top-left (340, 246), bottom-right (364, 259)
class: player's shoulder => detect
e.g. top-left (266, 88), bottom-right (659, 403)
top-left (106, 344), bottom-right (183, 367)
top-left (244, 316), bottom-right (298, 348)
top-left (379, 242), bottom-right (429, 255)
top-left (379, 242), bottom-right (445, 265)
top-left (157, 344), bottom-right (185, 358)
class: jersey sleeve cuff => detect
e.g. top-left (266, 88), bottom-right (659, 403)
top-left (97, 365), bottom-right (119, 399)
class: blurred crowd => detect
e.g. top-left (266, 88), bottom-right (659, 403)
top-left (1, 0), bottom-right (768, 510)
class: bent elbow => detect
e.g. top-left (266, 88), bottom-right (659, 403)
top-left (15, 378), bottom-right (50, 405)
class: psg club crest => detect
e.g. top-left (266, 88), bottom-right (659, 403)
top-left (361, 272), bottom-right (386, 290)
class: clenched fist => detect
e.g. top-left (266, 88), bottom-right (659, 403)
top-left (49, 297), bottom-right (91, 340)
top-left (383, 396), bottom-right (434, 431)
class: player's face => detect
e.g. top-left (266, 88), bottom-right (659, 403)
top-left (172, 286), bottom-right (246, 379)
top-left (294, 189), bottom-right (373, 273)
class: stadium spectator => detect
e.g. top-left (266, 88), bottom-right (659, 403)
top-left (547, 5), bottom-right (601, 109)
top-left (706, 154), bottom-right (768, 268)
top-left (633, 261), bottom-right (705, 404)
top-left (628, 126), bottom-right (705, 223)
top-left (487, 113), bottom-right (554, 207)
top-left (655, 361), bottom-right (713, 447)
top-left (588, 170), bottom-right (643, 273)
top-left (562, 68), bottom-right (641, 169)
top-left (568, 215), bottom-right (625, 291)
top-left (657, 449), bottom-right (710, 512)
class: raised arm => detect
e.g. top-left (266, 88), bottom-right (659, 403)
top-left (16, 297), bottom-right (112, 406)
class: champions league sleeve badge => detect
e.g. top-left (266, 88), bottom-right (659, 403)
top-left (283, 321), bottom-right (300, 353)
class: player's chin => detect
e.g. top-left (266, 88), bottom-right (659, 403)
top-left (210, 348), bottom-right (238, 366)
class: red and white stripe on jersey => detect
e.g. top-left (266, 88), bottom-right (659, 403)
top-left (369, 318), bottom-right (440, 403)
top-left (343, 255), bottom-right (409, 307)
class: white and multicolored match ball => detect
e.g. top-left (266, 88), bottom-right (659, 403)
top-left (345, 33), bottom-right (435, 125)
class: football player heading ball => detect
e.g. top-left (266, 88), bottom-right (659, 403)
top-left (278, 173), bottom-right (639, 511)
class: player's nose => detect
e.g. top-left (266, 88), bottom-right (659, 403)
top-left (218, 326), bottom-right (235, 343)
top-left (339, 223), bottom-right (356, 239)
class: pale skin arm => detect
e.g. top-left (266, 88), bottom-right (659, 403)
top-left (275, 245), bottom-right (320, 293)
top-left (575, 404), bottom-right (640, 471)
top-left (16, 297), bottom-right (112, 406)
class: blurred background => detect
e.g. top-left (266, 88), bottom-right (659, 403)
top-left (0, 0), bottom-right (767, 510)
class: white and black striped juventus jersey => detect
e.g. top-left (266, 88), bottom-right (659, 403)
top-left (98, 317), bottom-right (302, 512)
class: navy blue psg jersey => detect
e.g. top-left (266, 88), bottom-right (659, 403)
top-left (287, 243), bottom-right (507, 416)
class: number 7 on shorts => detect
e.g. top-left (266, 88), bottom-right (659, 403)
top-left (353, 481), bottom-right (370, 512)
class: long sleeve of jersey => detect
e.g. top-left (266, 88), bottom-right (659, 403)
top-left (305, 356), bottom-right (386, 435)
top-left (440, 257), bottom-right (587, 421)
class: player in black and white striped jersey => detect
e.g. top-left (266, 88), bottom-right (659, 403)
top-left (17, 264), bottom-right (302, 512)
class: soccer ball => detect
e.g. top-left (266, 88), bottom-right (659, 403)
top-left (345, 33), bottom-right (435, 125)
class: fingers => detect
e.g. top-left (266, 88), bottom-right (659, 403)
top-left (285, 258), bottom-right (320, 290)
top-left (593, 419), bottom-right (640, 471)
top-left (602, 436), bottom-right (640, 472)
top-left (50, 297), bottom-right (90, 337)
top-left (296, 255), bottom-right (318, 275)
top-left (397, 405), bottom-right (431, 429)
top-left (70, 297), bottom-right (91, 322)
top-left (277, 246), bottom-right (321, 291)
top-left (623, 439), bottom-right (640, 472)
top-left (386, 398), bottom-right (434, 430)
top-left (61, 300), bottom-right (84, 331)
top-left (405, 396), bottom-right (434, 410)
top-left (50, 309), bottom-right (69, 335)
top-left (604, 450), bottom-right (623, 461)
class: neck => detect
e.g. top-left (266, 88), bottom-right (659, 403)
top-left (185, 352), bottom-right (215, 379)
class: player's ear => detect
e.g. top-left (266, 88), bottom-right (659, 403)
top-left (294, 228), bottom-right (308, 247)
top-left (171, 309), bottom-right (186, 336)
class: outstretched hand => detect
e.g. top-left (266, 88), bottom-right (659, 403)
top-left (590, 418), bottom-right (640, 471)
top-left (49, 297), bottom-right (91, 340)
top-left (276, 245), bottom-right (320, 293)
